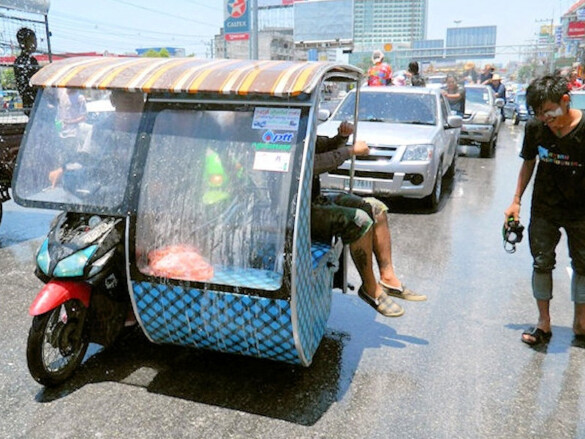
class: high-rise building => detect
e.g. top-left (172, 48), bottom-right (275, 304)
top-left (353, 0), bottom-right (428, 52)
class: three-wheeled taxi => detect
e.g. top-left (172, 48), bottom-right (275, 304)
top-left (13, 56), bottom-right (362, 384)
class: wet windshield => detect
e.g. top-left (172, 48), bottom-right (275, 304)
top-left (465, 87), bottom-right (492, 105)
top-left (13, 88), bottom-right (143, 213)
top-left (135, 107), bottom-right (304, 290)
top-left (333, 91), bottom-right (437, 125)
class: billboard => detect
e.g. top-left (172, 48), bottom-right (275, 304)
top-left (293, 0), bottom-right (353, 44)
top-left (445, 26), bottom-right (496, 59)
top-left (0, 0), bottom-right (49, 14)
top-left (224, 0), bottom-right (250, 41)
top-left (568, 21), bottom-right (585, 38)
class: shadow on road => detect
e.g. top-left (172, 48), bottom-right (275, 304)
top-left (35, 327), bottom-right (349, 426)
top-left (34, 293), bottom-right (429, 426)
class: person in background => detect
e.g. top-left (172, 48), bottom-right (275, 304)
top-left (462, 61), bottom-right (478, 84)
top-left (442, 74), bottom-right (465, 115)
top-left (13, 27), bottom-right (40, 116)
top-left (48, 90), bottom-right (144, 188)
top-left (489, 74), bottom-right (506, 101)
top-left (480, 64), bottom-right (494, 84)
top-left (567, 70), bottom-right (583, 91)
top-left (57, 88), bottom-right (87, 149)
top-left (312, 121), bottom-right (426, 318)
top-left (407, 61), bottom-right (426, 87)
top-left (504, 74), bottom-right (585, 346)
top-left (488, 74), bottom-right (506, 118)
top-left (367, 50), bottom-right (392, 86)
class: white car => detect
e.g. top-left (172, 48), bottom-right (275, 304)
top-left (460, 85), bottom-right (504, 158)
top-left (425, 74), bottom-right (447, 89)
top-left (317, 86), bottom-right (462, 211)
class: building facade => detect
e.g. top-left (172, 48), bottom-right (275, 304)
top-left (353, 0), bottom-right (428, 52)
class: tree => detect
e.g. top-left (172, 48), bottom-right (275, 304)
top-left (1, 68), bottom-right (16, 90)
top-left (142, 48), bottom-right (171, 58)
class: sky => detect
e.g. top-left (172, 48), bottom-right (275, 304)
top-left (39, 0), bottom-right (575, 63)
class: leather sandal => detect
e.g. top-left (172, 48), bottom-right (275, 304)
top-left (521, 327), bottom-right (552, 345)
top-left (379, 281), bottom-right (427, 302)
top-left (358, 287), bottom-right (404, 317)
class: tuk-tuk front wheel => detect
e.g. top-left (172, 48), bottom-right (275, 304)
top-left (26, 299), bottom-right (89, 387)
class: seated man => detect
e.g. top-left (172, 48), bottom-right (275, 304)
top-left (49, 90), bottom-right (144, 192)
top-left (312, 121), bottom-right (425, 318)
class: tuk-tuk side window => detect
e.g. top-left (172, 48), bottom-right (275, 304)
top-left (13, 88), bottom-right (143, 213)
top-left (135, 107), bottom-right (305, 290)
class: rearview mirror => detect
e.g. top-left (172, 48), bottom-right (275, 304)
top-left (318, 109), bottom-right (331, 121)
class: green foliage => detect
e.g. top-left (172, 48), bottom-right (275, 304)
top-left (142, 48), bottom-right (171, 58)
top-left (1, 68), bottom-right (16, 90)
top-left (517, 64), bottom-right (535, 83)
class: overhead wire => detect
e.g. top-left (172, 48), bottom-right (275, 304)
top-left (48, 0), bottom-right (222, 54)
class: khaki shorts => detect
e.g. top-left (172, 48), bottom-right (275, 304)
top-left (311, 192), bottom-right (388, 244)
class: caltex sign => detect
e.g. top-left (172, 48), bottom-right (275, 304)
top-left (224, 0), bottom-right (250, 41)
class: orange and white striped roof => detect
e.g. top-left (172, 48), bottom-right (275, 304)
top-left (31, 56), bottom-right (362, 97)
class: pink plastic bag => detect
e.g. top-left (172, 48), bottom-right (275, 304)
top-left (147, 244), bottom-right (214, 281)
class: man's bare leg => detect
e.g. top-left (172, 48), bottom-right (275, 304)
top-left (349, 228), bottom-right (384, 299)
top-left (574, 303), bottom-right (585, 336)
top-left (522, 299), bottom-right (552, 343)
top-left (371, 211), bottom-right (401, 288)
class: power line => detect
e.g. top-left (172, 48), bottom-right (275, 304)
top-left (108, 0), bottom-right (220, 28)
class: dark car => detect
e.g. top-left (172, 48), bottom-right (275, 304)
top-left (503, 91), bottom-right (529, 125)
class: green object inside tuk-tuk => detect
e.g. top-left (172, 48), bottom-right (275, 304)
top-left (202, 148), bottom-right (230, 205)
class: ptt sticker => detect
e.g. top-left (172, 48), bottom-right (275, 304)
top-left (253, 151), bottom-right (291, 173)
top-left (252, 107), bottom-right (301, 131)
top-left (262, 130), bottom-right (294, 143)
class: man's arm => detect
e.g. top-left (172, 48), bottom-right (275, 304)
top-left (314, 140), bottom-right (369, 175)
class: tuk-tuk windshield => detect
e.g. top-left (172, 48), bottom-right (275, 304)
top-left (13, 88), bottom-right (143, 214)
top-left (135, 106), bottom-right (305, 290)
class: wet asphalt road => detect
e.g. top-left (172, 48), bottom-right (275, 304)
top-left (1, 122), bottom-right (585, 439)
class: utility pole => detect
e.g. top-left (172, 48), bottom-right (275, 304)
top-left (249, 0), bottom-right (258, 60)
top-left (535, 18), bottom-right (555, 73)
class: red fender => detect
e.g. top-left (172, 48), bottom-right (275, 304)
top-left (29, 280), bottom-right (91, 316)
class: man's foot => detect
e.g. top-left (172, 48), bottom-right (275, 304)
top-left (379, 281), bottom-right (427, 301)
top-left (521, 327), bottom-right (552, 345)
top-left (358, 287), bottom-right (404, 317)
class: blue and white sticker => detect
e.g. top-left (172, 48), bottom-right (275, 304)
top-left (252, 107), bottom-right (301, 131)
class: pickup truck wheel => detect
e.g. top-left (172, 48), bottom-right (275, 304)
top-left (480, 137), bottom-right (495, 158)
top-left (513, 112), bottom-right (520, 125)
top-left (423, 163), bottom-right (442, 211)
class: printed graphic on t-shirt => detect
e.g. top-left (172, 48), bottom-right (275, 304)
top-left (538, 145), bottom-right (583, 167)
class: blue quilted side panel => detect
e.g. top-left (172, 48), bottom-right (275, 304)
top-left (291, 133), bottom-right (333, 366)
top-left (131, 281), bottom-right (300, 364)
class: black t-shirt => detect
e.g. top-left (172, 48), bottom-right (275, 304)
top-left (521, 114), bottom-right (585, 217)
top-left (14, 53), bottom-right (40, 113)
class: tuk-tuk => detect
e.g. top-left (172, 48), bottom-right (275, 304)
top-left (13, 56), bottom-right (362, 383)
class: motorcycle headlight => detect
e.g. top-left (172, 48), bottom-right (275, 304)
top-left (402, 144), bottom-right (433, 162)
top-left (54, 245), bottom-right (98, 277)
top-left (36, 238), bottom-right (50, 275)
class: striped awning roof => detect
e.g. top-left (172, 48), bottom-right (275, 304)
top-left (31, 56), bottom-right (362, 98)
